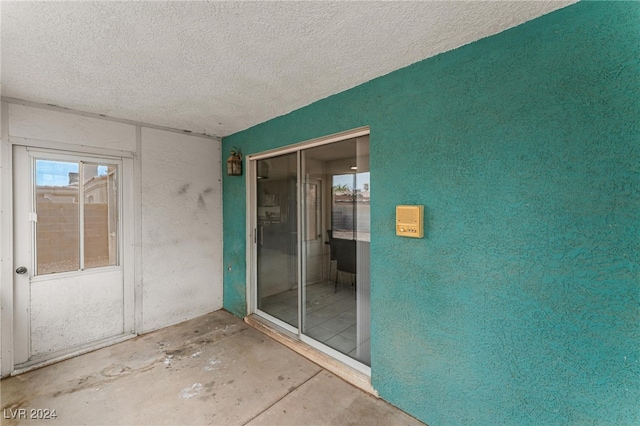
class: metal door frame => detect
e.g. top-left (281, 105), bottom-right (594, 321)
top-left (245, 127), bottom-right (371, 376)
top-left (11, 144), bottom-right (135, 371)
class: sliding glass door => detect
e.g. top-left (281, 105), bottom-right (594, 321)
top-left (256, 152), bottom-right (299, 327)
top-left (253, 133), bottom-right (370, 370)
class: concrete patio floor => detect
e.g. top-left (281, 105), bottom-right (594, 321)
top-left (1, 310), bottom-right (422, 425)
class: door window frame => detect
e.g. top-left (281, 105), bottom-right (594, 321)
top-left (11, 145), bottom-right (135, 369)
top-left (29, 149), bottom-right (124, 279)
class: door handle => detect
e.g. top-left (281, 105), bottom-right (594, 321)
top-left (15, 266), bottom-right (27, 274)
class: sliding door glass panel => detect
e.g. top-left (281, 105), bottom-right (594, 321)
top-left (83, 163), bottom-right (119, 269)
top-left (35, 159), bottom-right (80, 275)
top-left (256, 153), bottom-right (299, 327)
top-left (301, 137), bottom-right (371, 366)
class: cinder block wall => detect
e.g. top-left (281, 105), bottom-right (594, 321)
top-left (35, 202), bottom-right (110, 272)
top-left (36, 202), bottom-right (80, 272)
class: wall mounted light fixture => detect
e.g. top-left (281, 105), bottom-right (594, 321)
top-left (227, 147), bottom-right (242, 176)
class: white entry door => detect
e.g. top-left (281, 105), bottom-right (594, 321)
top-left (13, 146), bottom-right (134, 366)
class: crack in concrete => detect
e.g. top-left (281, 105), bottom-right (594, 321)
top-left (241, 369), bottom-right (324, 426)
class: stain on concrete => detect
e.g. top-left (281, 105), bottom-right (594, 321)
top-left (166, 347), bottom-right (190, 358)
top-left (179, 383), bottom-right (202, 399)
top-left (101, 364), bottom-right (132, 377)
top-left (52, 375), bottom-right (95, 398)
top-left (51, 361), bottom-right (156, 398)
top-left (205, 358), bottom-right (221, 371)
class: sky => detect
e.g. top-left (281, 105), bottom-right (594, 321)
top-left (36, 160), bottom-right (108, 186)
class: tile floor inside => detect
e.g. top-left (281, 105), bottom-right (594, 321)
top-left (259, 278), bottom-right (370, 364)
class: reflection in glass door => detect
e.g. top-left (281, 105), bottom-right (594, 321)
top-left (253, 133), bottom-right (370, 369)
top-left (301, 137), bottom-right (370, 366)
top-left (256, 152), bottom-right (299, 327)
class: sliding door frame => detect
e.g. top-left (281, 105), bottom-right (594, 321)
top-left (245, 127), bottom-right (371, 375)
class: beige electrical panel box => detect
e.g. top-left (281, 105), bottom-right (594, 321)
top-left (396, 205), bottom-right (424, 238)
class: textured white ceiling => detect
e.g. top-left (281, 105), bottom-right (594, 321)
top-left (1, 1), bottom-right (575, 137)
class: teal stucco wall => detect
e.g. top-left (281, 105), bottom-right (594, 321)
top-left (223, 3), bottom-right (640, 424)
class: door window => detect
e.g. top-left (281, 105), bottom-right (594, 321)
top-left (35, 159), bottom-right (119, 275)
top-left (256, 153), bottom-right (299, 327)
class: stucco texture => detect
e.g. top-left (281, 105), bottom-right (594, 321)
top-left (223, 2), bottom-right (640, 425)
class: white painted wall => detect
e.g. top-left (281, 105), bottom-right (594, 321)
top-left (0, 102), bottom-right (10, 376)
top-left (141, 127), bottom-right (222, 332)
top-left (8, 104), bottom-right (136, 151)
top-left (0, 101), bottom-right (223, 375)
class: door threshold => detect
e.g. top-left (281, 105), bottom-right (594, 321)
top-left (12, 333), bottom-right (136, 376)
top-left (244, 314), bottom-right (377, 397)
